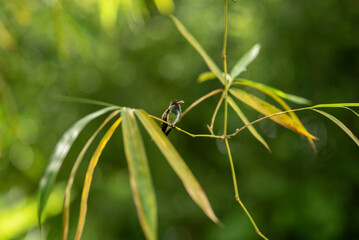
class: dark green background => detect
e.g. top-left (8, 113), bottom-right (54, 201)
top-left (1, 0), bottom-right (358, 239)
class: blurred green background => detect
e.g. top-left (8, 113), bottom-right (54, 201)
top-left (1, 0), bottom-right (358, 239)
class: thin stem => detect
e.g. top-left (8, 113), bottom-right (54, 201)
top-left (223, 0), bottom-right (229, 135)
top-left (148, 115), bottom-right (225, 139)
top-left (208, 91), bottom-right (225, 135)
top-left (182, 89), bottom-right (223, 117)
top-left (229, 106), bottom-right (312, 137)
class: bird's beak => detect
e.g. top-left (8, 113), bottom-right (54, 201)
top-left (176, 100), bottom-right (184, 105)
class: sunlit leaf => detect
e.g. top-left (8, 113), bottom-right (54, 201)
top-left (154, 0), bottom-right (175, 15)
top-left (170, 15), bottom-right (224, 84)
top-left (233, 78), bottom-right (316, 151)
top-left (198, 71), bottom-right (217, 83)
top-left (135, 109), bottom-right (219, 224)
top-left (74, 116), bottom-right (122, 240)
top-left (38, 106), bottom-right (117, 227)
top-left (122, 108), bottom-right (157, 240)
top-left (230, 88), bottom-right (317, 139)
top-left (62, 110), bottom-right (121, 240)
top-left (233, 79), bottom-right (312, 105)
top-left (229, 44), bottom-right (260, 80)
top-left (313, 109), bottom-right (359, 147)
top-left (228, 96), bottom-right (270, 151)
top-left (313, 103), bottom-right (359, 108)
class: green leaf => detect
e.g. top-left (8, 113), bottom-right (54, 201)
top-left (38, 106), bottom-right (117, 226)
top-left (313, 103), bottom-right (359, 108)
top-left (228, 96), bottom-right (270, 151)
top-left (170, 15), bottom-right (224, 85)
top-left (154, 0), bottom-right (174, 15)
top-left (233, 79), bottom-right (312, 105)
top-left (313, 109), bottom-right (359, 147)
top-left (230, 44), bottom-right (260, 80)
top-left (230, 88), bottom-right (317, 139)
top-left (341, 107), bottom-right (359, 118)
top-left (122, 108), bottom-right (157, 240)
top-left (75, 116), bottom-right (122, 240)
top-left (198, 71), bottom-right (217, 83)
top-left (58, 96), bottom-right (121, 108)
top-left (62, 110), bottom-right (121, 240)
top-left (135, 109), bottom-right (219, 224)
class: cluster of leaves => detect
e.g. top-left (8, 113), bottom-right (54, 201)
top-left (38, 1), bottom-right (359, 240)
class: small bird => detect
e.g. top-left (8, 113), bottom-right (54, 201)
top-left (161, 99), bottom-right (184, 136)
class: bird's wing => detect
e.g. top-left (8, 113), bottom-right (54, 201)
top-left (160, 108), bottom-right (170, 133)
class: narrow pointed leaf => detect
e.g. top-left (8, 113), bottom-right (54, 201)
top-left (230, 44), bottom-right (260, 80)
top-left (135, 109), bottom-right (219, 224)
top-left (341, 107), bottom-right (359, 118)
top-left (228, 96), bottom-right (270, 151)
top-left (313, 109), bottom-right (359, 147)
top-left (122, 108), bottom-right (157, 240)
top-left (58, 96), bottom-right (122, 108)
top-left (233, 78), bottom-right (316, 151)
top-left (230, 88), bottom-right (317, 139)
top-left (38, 106), bottom-right (117, 226)
top-left (233, 79), bottom-right (312, 105)
top-left (170, 15), bottom-right (224, 85)
top-left (74, 117), bottom-right (122, 240)
top-left (198, 71), bottom-right (217, 83)
top-left (62, 110), bottom-right (121, 240)
top-left (313, 103), bottom-right (359, 108)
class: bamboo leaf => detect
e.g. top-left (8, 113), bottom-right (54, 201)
top-left (313, 109), bottom-right (359, 147)
top-left (58, 96), bottom-right (121, 108)
top-left (38, 106), bottom-right (117, 226)
top-left (230, 88), bottom-right (317, 139)
top-left (228, 96), bottom-right (271, 151)
top-left (122, 108), bottom-right (157, 240)
top-left (170, 15), bottom-right (224, 85)
top-left (75, 116), bottom-right (122, 240)
top-left (198, 71), bottom-right (217, 83)
top-left (233, 78), bottom-right (316, 151)
top-left (154, 0), bottom-right (175, 15)
top-left (135, 109), bottom-right (219, 224)
top-left (233, 79), bottom-right (312, 105)
top-left (62, 110), bottom-right (121, 240)
top-left (313, 103), bottom-right (359, 108)
top-left (230, 44), bottom-right (260, 80)
top-left (341, 107), bottom-right (359, 118)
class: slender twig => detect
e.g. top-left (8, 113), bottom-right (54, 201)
top-left (182, 89), bottom-right (223, 117)
top-left (148, 115), bottom-right (225, 139)
top-left (228, 107), bottom-right (312, 137)
top-left (207, 91), bottom-right (225, 135)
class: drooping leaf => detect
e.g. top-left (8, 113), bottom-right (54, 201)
top-left (135, 109), bottom-right (219, 223)
top-left (122, 108), bottom-right (157, 240)
top-left (62, 110), bottom-right (121, 240)
top-left (170, 15), bottom-right (224, 85)
top-left (233, 79), bottom-right (312, 105)
top-left (38, 106), bottom-right (117, 226)
top-left (228, 96), bottom-right (270, 151)
top-left (74, 116), bottom-right (122, 240)
top-left (341, 107), bottom-right (359, 118)
top-left (233, 78), bottom-right (316, 151)
top-left (58, 96), bottom-right (121, 108)
top-left (230, 88), bottom-right (317, 139)
top-left (154, 0), bottom-right (175, 15)
top-left (313, 109), bottom-right (359, 147)
top-left (313, 103), bottom-right (359, 108)
top-left (182, 89), bottom-right (223, 117)
top-left (198, 71), bottom-right (217, 83)
top-left (230, 44), bottom-right (260, 80)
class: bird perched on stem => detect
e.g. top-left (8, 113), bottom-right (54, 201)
top-left (161, 99), bottom-right (184, 136)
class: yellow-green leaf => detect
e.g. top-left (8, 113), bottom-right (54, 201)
top-left (170, 15), bottom-right (224, 85)
top-left (154, 0), bottom-right (174, 15)
top-left (198, 71), bottom-right (217, 83)
top-left (62, 110), bottom-right (121, 240)
top-left (122, 108), bottom-right (157, 240)
top-left (230, 88), bottom-right (317, 140)
top-left (228, 96), bottom-right (270, 151)
top-left (313, 109), bottom-right (359, 147)
top-left (230, 44), bottom-right (260, 80)
top-left (38, 106), bottom-right (117, 227)
top-left (75, 117), bottom-right (122, 240)
top-left (134, 109), bottom-right (219, 224)
top-left (313, 103), bottom-right (359, 108)
top-left (233, 79), bottom-right (312, 105)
